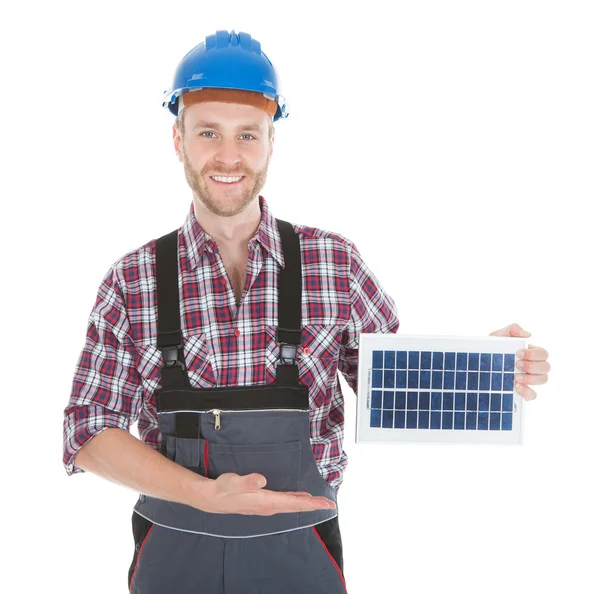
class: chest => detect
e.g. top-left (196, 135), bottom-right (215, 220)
top-left (219, 246), bottom-right (249, 305)
top-left (134, 239), bottom-right (353, 388)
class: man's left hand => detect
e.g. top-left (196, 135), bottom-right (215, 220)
top-left (489, 323), bottom-right (550, 401)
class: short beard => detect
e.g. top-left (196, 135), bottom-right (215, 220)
top-left (181, 144), bottom-right (270, 218)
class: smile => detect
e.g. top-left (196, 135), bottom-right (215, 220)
top-left (210, 175), bottom-right (244, 184)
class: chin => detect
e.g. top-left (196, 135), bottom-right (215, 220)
top-left (199, 194), bottom-right (252, 218)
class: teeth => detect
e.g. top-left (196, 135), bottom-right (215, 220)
top-left (212, 176), bottom-right (243, 183)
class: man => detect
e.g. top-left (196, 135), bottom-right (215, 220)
top-left (62, 30), bottom-right (550, 593)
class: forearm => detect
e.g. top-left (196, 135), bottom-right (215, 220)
top-left (73, 427), bottom-right (212, 510)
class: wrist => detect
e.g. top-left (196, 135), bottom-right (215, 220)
top-left (187, 473), bottom-right (215, 512)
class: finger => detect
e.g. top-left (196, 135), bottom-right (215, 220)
top-left (264, 492), bottom-right (335, 512)
top-left (517, 345), bottom-right (549, 362)
top-left (515, 359), bottom-right (551, 374)
top-left (515, 381), bottom-right (537, 401)
top-left (515, 373), bottom-right (548, 386)
top-left (281, 493), bottom-right (335, 508)
top-left (245, 473), bottom-right (267, 490)
top-left (242, 483), bottom-right (334, 508)
top-left (289, 495), bottom-right (336, 510)
top-left (269, 492), bottom-right (332, 504)
top-left (490, 323), bottom-right (532, 338)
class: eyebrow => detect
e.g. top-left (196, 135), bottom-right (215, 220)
top-left (192, 121), bottom-right (263, 132)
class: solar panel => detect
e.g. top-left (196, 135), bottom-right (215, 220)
top-left (356, 334), bottom-right (527, 444)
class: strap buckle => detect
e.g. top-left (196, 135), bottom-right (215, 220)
top-left (161, 345), bottom-right (186, 370)
top-left (277, 343), bottom-right (298, 366)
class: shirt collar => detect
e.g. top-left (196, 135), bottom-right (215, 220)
top-left (180, 195), bottom-right (286, 271)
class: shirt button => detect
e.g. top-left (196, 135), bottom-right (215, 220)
top-left (220, 277), bottom-right (227, 285)
top-left (303, 347), bottom-right (310, 355)
top-left (234, 329), bottom-right (241, 337)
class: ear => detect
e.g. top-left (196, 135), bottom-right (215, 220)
top-left (173, 124), bottom-right (183, 162)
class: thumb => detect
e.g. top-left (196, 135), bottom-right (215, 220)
top-left (247, 473), bottom-right (267, 490)
top-left (490, 323), bottom-right (532, 338)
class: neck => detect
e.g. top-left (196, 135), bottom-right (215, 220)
top-left (193, 197), bottom-right (262, 247)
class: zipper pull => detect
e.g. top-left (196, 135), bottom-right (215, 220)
top-left (211, 409), bottom-right (221, 430)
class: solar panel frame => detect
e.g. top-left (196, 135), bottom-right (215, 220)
top-left (356, 333), bottom-right (527, 445)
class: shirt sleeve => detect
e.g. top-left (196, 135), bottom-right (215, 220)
top-left (62, 264), bottom-right (144, 476)
top-left (338, 239), bottom-right (400, 395)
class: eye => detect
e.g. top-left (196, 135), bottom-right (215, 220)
top-left (240, 133), bottom-right (255, 140)
top-left (200, 131), bottom-right (216, 138)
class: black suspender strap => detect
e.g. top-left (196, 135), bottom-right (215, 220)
top-left (274, 219), bottom-right (302, 385)
top-left (155, 229), bottom-right (190, 389)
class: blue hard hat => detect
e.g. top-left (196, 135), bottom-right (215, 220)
top-left (162, 30), bottom-right (289, 121)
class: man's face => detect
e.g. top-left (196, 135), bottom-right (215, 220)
top-left (173, 101), bottom-right (274, 218)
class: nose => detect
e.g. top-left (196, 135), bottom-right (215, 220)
top-left (214, 136), bottom-right (242, 168)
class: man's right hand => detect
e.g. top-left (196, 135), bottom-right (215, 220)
top-left (71, 430), bottom-right (335, 517)
top-left (197, 472), bottom-right (336, 516)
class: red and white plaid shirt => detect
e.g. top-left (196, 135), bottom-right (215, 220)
top-left (62, 196), bottom-right (399, 488)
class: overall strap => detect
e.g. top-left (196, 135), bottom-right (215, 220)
top-left (155, 230), bottom-right (190, 389)
top-left (274, 219), bottom-right (302, 385)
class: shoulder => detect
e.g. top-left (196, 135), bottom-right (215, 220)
top-left (100, 236), bottom-right (158, 299)
top-left (90, 236), bottom-right (159, 344)
top-left (291, 221), bottom-right (358, 253)
top-left (289, 222), bottom-right (366, 274)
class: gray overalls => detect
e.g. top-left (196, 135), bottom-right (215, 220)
top-left (128, 219), bottom-right (348, 593)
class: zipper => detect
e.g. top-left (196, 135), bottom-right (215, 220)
top-left (209, 408), bottom-right (308, 431)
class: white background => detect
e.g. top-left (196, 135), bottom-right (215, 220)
top-left (2, 1), bottom-right (598, 592)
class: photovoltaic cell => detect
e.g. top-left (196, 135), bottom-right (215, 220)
top-left (368, 348), bottom-right (514, 431)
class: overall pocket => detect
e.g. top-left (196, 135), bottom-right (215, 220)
top-left (173, 436), bottom-right (202, 467)
top-left (207, 440), bottom-right (302, 492)
top-left (161, 435), bottom-right (202, 468)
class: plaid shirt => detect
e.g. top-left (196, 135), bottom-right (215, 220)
top-left (62, 196), bottom-right (399, 488)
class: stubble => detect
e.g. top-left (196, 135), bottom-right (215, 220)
top-left (181, 144), bottom-right (270, 218)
